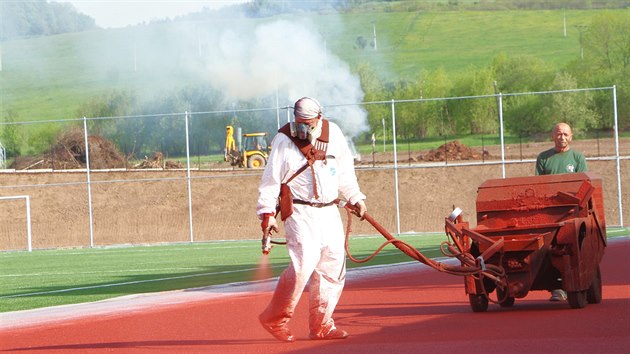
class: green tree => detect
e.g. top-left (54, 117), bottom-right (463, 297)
top-left (125, 84), bottom-right (228, 157)
top-left (570, 11), bottom-right (630, 129)
top-left (77, 90), bottom-right (137, 143)
top-left (548, 72), bottom-right (600, 134)
top-left (391, 77), bottom-right (420, 140)
top-left (356, 62), bottom-right (390, 143)
top-left (0, 0), bottom-right (97, 40)
top-left (1, 111), bottom-right (22, 159)
top-left (493, 53), bottom-right (554, 93)
top-left (450, 66), bottom-right (497, 135)
top-left (493, 53), bottom-right (555, 134)
top-left (420, 68), bottom-right (453, 137)
top-left (27, 125), bottom-right (62, 156)
top-left (582, 11), bottom-right (630, 73)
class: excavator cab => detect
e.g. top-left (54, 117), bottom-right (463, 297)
top-left (224, 125), bottom-right (270, 169)
top-left (243, 132), bottom-right (270, 168)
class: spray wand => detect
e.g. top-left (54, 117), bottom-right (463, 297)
top-left (261, 230), bottom-right (272, 255)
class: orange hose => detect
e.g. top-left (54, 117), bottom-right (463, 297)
top-left (342, 203), bottom-right (505, 281)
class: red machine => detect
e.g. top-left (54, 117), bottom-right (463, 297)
top-left (271, 172), bottom-right (607, 313)
top-left (445, 172), bottom-right (607, 311)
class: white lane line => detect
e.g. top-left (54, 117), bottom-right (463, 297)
top-left (0, 265), bottom-right (286, 299)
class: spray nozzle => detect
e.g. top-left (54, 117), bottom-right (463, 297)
top-left (262, 234), bottom-right (272, 255)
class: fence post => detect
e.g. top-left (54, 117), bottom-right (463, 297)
top-left (83, 117), bottom-right (94, 248)
top-left (0, 141), bottom-right (5, 169)
top-left (612, 85), bottom-right (624, 226)
top-left (498, 93), bottom-right (506, 178)
top-left (184, 112), bottom-right (195, 243)
top-left (391, 99), bottom-right (401, 236)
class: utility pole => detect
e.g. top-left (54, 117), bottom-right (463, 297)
top-left (373, 22), bottom-right (377, 51)
top-left (575, 25), bottom-right (588, 60)
top-left (563, 10), bottom-right (567, 38)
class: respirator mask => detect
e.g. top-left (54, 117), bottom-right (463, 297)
top-left (291, 97), bottom-right (322, 141)
top-left (291, 121), bottom-right (314, 140)
top-left (290, 119), bottom-right (323, 141)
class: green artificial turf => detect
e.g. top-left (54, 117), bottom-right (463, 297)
top-left (0, 233), bottom-right (445, 312)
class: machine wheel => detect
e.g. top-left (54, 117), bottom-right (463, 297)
top-left (567, 290), bottom-right (588, 309)
top-left (500, 297), bottom-right (515, 307)
top-left (247, 155), bottom-right (266, 169)
top-left (499, 294), bottom-right (515, 307)
top-left (587, 265), bottom-right (602, 304)
top-left (469, 294), bottom-right (489, 312)
top-left (496, 286), bottom-right (515, 307)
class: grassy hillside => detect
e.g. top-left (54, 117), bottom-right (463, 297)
top-left (0, 9), bottom-right (606, 122)
top-left (326, 10), bottom-right (592, 78)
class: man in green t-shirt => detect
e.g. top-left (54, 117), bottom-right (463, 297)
top-left (535, 122), bottom-right (587, 302)
top-left (536, 122), bottom-right (587, 175)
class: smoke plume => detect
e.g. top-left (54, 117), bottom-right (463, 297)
top-left (199, 18), bottom-right (368, 137)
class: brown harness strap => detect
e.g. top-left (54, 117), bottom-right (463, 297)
top-left (278, 120), bottom-right (330, 199)
top-left (286, 163), bottom-right (309, 184)
top-left (278, 119), bottom-right (330, 158)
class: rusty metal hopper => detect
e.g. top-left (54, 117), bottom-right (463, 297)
top-left (446, 172), bottom-right (606, 311)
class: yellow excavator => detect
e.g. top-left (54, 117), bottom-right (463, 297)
top-left (224, 125), bottom-right (270, 169)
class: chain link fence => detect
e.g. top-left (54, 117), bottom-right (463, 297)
top-left (0, 87), bottom-right (627, 251)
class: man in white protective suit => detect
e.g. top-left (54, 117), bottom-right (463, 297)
top-left (257, 97), bottom-right (367, 342)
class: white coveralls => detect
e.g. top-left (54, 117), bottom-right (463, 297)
top-left (256, 120), bottom-right (365, 337)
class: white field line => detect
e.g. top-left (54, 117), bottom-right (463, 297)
top-left (0, 248), bottom-right (438, 299)
top-left (0, 258), bottom-right (454, 331)
top-left (0, 245), bottom-right (255, 257)
top-left (0, 267), bottom-right (205, 277)
top-left (0, 264), bottom-right (287, 299)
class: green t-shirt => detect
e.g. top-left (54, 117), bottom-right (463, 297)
top-left (535, 148), bottom-right (587, 175)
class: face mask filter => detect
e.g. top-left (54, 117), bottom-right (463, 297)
top-left (296, 122), bottom-right (312, 140)
top-left (290, 122), bottom-right (313, 140)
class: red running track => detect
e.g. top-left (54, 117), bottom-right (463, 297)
top-left (2, 238), bottom-right (629, 354)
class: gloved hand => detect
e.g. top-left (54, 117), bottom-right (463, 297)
top-left (260, 213), bottom-right (279, 235)
top-left (354, 200), bottom-right (367, 219)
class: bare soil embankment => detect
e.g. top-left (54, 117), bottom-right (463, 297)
top-left (1, 138), bottom-right (628, 250)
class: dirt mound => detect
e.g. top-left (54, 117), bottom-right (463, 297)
top-left (421, 140), bottom-right (488, 162)
top-left (10, 130), bottom-right (188, 171)
top-left (12, 129), bottom-right (126, 170)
